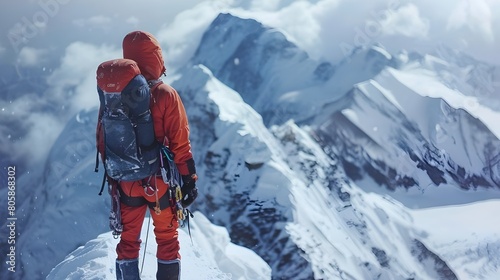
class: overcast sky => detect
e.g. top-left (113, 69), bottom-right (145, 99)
top-left (3, 0), bottom-right (497, 111)
top-left (1, 0), bottom-right (500, 67)
top-left (1, 0), bottom-right (499, 166)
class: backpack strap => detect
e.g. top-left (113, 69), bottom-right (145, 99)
top-left (94, 150), bottom-right (100, 173)
top-left (98, 169), bottom-right (107, 196)
top-left (94, 106), bottom-right (104, 173)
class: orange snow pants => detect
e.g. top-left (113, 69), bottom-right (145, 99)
top-left (116, 178), bottom-right (180, 261)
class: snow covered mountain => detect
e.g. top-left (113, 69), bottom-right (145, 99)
top-left (2, 11), bottom-right (500, 280)
top-left (170, 13), bottom-right (500, 279)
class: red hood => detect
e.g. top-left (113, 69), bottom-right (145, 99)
top-left (122, 31), bottom-right (166, 81)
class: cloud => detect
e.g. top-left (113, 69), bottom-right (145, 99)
top-left (47, 41), bottom-right (120, 111)
top-left (270, 0), bottom-right (325, 56)
top-left (380, 4), bottom-right (429, 38)
top-left (0, 93), bottom-right (62, 165)
top-left (447, 0), bottom-right (494, 42)
top-left (17, 46), bottom-right (48, 66)
top-left (1, 42), bottom-right (119, 166)
top-left (0, 0), bottom-right (203, 170)
top-left (247, 0), bottom-right (282, 11)
top-left (3, 0), bottom-right (498, 67)
top-left (11, 112), bottom-right (63, 164)
top-left (73, 15), bottom-right (113, 30)
top-left (222, 0), bottom-right (500, 65)
top-left (126, 16), bottom-right (140, 27)
top-left (228, 0), bottom-right (382, 62)
top-left (156, 1), bottom-right (225, 71)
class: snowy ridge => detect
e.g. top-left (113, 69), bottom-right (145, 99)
top-left (425, 47), bottom-right (500, 111)
top-left (374, 68), bottom-right (500, 174)
top-left (173, 65), bottom-right (312, 279)
top-left (47, 211), bottom-right (271, 280)
top-left (384, 67), bottom-right (500, 140)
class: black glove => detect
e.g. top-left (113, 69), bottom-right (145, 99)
top-left (181, 174), bottom-right (198, 208)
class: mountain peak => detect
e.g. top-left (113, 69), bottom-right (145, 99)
top-left (191, 12), bottom-right (333, 126)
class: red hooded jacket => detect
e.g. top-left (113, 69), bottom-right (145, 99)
top-left (122, 30), bottom-right (195, 176)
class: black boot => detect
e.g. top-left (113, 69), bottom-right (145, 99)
top-left (116, 258), bottom-right (140, 280)
top-left (156, 259), bottom-right (180, 280)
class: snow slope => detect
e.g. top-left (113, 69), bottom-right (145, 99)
top-left (412, 200), bottom-right (500, 280)
top-left (315, 63), bottom-right (500, 196)
top-left (272, 121), bottom-right (464, 280)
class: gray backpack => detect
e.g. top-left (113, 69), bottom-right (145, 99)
top-left (95, 58), bottom-right (159, 182)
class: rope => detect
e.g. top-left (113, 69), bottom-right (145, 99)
top-left (140, 212), bottom-right (152, 275)
top-left (153, 177), bottom-right (161, 215)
